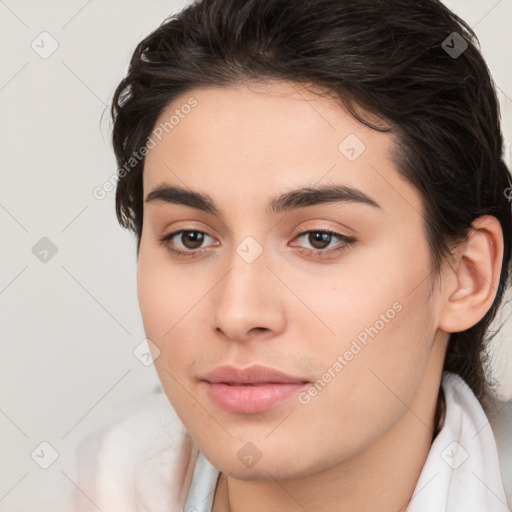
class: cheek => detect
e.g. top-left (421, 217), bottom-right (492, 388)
top-left (289, 292), bottom-right (433, 469)
top-left (137, 246), bottom-right (193, 361)
top-left (293, 235), bottom-right (435, 411)
top-left (137, 253), bottom-right (206, 420)
top-left (137, 239), bottom-right (202, 332)
top-left (289, 236), bottom-right (424, 346)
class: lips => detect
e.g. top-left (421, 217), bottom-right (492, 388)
top-left (199, 364), bottom-right (310, 385)
top-left (199, 364), bottom-right (310, 414)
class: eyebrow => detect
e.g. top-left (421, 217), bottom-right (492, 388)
top-left (144, 183), bottom-right (381, 215)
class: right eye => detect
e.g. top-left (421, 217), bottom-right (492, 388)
top-left (159, 229), bottom-right (219, 258)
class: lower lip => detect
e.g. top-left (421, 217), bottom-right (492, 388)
top-left (203, 381), bottom-right (309, 413)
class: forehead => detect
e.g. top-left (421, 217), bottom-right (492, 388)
top-left (142, 81), bottom-right (423, 218)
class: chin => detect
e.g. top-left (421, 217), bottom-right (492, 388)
top-left (201, 443), bottom-right (324, 481)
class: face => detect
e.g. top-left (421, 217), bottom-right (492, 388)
top-left (137, 81), bottom-right (447, 480)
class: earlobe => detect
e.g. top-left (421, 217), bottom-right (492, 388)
top-left (438, 215), bottom-right (503, 333)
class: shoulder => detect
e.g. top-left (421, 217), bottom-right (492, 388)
top-left (484, 395), bottom-right (512, 508)
top-left (71, 388), bottom-right (198, 512)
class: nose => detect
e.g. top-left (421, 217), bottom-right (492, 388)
top-left (212, 248), bottom-right (286, 343)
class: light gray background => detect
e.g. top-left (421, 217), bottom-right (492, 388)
top-left (1, 0), bottom-right (511, 510)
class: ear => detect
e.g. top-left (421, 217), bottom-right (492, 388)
top-left (438, 215), bottom-right (504, 333)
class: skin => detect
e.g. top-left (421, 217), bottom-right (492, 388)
top-left (137, 81), bottom-right (503, 512)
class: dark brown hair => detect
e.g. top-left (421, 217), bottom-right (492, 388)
top-left (110, 0), bottom-right (512, 404)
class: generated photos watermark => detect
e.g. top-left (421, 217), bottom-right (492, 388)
top-left (297, 301), bottom-right (403, 404)
top-left (92, 96), bottom-right (198, 200)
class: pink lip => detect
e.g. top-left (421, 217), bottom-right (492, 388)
top-left (199, 365), bottom-right (310, 414)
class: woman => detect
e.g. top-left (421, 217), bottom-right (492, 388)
top-left (71, 0), bottom-right (512, 510)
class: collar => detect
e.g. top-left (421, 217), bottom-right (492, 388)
top-left (407, 371), bottom-right (510, 511)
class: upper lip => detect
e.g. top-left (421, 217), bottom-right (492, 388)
top-left (199, 364), bottom-right (310, 385)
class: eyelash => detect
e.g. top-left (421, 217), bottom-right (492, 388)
top-left (158, 228), bottom-right (357, 259)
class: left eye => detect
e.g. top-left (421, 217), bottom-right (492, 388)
top-left (296, 230), bottom-right (343, 250)
top-left (291, 230), bottom-right (357, 255)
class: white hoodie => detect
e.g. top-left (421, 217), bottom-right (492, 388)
top-left (67, 372), bottom-right (511, 512)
